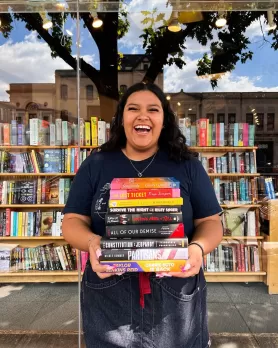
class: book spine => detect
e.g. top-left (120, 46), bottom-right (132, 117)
top-left (55, 119), bottom-right (62, 146)
top-left (91, 117), bottom-right (98, 147)
top-left (100, 238), bottom-right (188, 249)
top-left (109, 197), bottom-right (183, 208)
top-left (107, 206), bottom-right (182, 214)
top-left (99, 248), bottom-right (188, 261)
top-left (105, 212), bottom-right (183, 225)
top-left (98, 120), bottom-right (106, 146)
top-left (110, 177), bottom-right (180, 190)
top-left (100, 259), bottom-right (188, 273)
top-left (106, 223), bottom-right (184, 239)
top-left (110, 188), bottom-right (180, 200)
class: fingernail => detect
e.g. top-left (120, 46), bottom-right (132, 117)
top-left (156, 274), bottom-right (164, 278)
top-left (183, 263), bottom-right (191, 272)
top-left (116, 272), bottom-right (124, 276)
top-left (96, 249), bottom-right (102, 258)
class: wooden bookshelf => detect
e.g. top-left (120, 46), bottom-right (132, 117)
top-left (0, 145), bottom-right (96, 150)
top-left (0, 173), bottom-right (75, 177)
top-left (0, 144), bottom-right (276, 292)
top-left (0, 204), bottom-right (65, 208)
top-left (190, 146), bottom-right (257, 152)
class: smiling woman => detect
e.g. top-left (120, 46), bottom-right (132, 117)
top-left (62, 82), bottom-right (224, 348)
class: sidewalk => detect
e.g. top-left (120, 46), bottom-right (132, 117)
top-left (0, 281), bottom-right (277, 346)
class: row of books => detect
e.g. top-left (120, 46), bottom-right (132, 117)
top-left (213, 178), bottom-right (258, 204)
top-left (179, 118), bottom-right (255, 147)
top-left (0, 149), bottom-right (79, 174)
top-left (0, 243), bottom-right (76, 272)
top-left (204, 242), bottom-right (260, 272)
top-left (198, 151), bottom-right (256, 174)
top-left (0, 209), bottom-right (64, 237)
top-left (0, 178), bottom-right (72, 205)
top-left (0, 117), bottom-right (111, 147)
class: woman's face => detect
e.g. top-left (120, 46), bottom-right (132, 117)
top-left (122, 90), bottom-right (164, 152)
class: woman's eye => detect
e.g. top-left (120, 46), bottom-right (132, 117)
top-left (149, 108), bottom-right (159, 112)
top-left (128, 107), bottom-right (138, 111)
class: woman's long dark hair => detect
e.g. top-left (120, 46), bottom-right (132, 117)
top-left (100, 82), bottom-right (194, 162)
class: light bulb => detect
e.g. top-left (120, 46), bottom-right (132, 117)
top-left (168, 18), bottom-right (181, 32)
top-left (93, 17), bottom-right (103, 28)
top-left (215, 17), bottom-right (227, 28)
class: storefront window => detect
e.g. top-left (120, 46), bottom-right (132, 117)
top-left (1, 1), bottom-right (278, 347)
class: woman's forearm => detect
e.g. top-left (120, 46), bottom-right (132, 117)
top-left (62, 215), bottom-right (99, 252)
top-left (191, 220), bottom-right (223, 255)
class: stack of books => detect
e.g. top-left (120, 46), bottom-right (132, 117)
top-left (99, 177), bottom-right (189, 273)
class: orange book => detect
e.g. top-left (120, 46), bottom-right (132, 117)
top-left (110, 177), bottom-right (180, 190)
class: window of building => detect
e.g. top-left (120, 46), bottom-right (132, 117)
top-left (86, 85), bottom-right (94, 100)
top-left (228, 113), bottom-right (236, 124)
top-left (61, 109), bottom-right (68, 121)
top-left (143, 64), bottom-right (149, 71)
top-left (246, 113), bottom-right (254, 125)
top-left (256, 113), bottom-right (264, 132)
top-left (120, 85), bottom-right (128, 95)
top-left (61, 84), bottom-right (68, 100)
top-left (206, 113), bottom-right (214, 124)
top-left (217, 113), bottom-right (225, 123)
top-left (267, 113), bottom-right (275, 131)
top-left (188, 114), bottom-right (196, 124)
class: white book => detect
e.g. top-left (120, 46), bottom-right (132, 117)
top-left (55, 119), bottom-right (62, 145)
top-left (59, 179), bottom-right (65, 204)
top-left (62, 121), bottom-right (68, 145)
top-left (49, 123), bottom-right (56, 146)
top-left (98, 120), bottom-right (106, 145)
top-left (29, 118), bottom-right (39, 145)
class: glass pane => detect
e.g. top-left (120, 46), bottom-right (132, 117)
top-left (0, 1), bottom-right (80, 346)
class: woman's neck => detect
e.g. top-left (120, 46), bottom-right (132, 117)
top-left (123, 144), bottom-right (158, 161)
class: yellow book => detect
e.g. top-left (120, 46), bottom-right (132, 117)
top-left (85, 122), bottom-right (91, 146)
top-left (67, 148), bottom-right (71, 173)
top-left (18, 212), bottom-right (23, 237)
top-left (109, 197), bottom-right (183, 208)
top-left (91, 116), bottom-right (98, 147)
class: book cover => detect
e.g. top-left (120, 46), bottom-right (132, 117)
top-left (105, 212), bottom-right (183, 225)
top-left (110, 177), bottom-right (180, 190)
top-left (109, 197), bottom-right (183, 208)
top-left (106, 223), bottom-right (184, 238)
top-left (110, 188), bottom-right (180, 200)
top-left (99, 259), bottom-right (187, 273)
top-left (43, 149), bottom-right (62, 173)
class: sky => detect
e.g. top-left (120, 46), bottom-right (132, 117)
top-left (0, 0), bottom-right (278, 101)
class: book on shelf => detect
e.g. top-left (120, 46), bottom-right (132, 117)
top-left (0, 209), bottom-right (64, 237)
top-left (204, 240), bottom-right (260, 272)
top-left (178, 118), bottom-right (255, 147)
top-left (7, 243), bottom-right (77, 272)
top-left (0, 178), bottom-right (72, 205)
top-left (0, 116), bottom-right (111, 147)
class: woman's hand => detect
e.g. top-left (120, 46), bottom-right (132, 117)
top-left (88, 235), bottom-right (122, 279)
top-left (156, 244), bottom-right (203, 278)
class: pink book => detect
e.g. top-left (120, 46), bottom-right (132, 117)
top-left (110, 188), bottom-right (180, 200)
top-left (243, 123), bottom-right (249, 146)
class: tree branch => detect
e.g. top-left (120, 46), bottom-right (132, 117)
top-left (20, 13), bottom-right (101, 89)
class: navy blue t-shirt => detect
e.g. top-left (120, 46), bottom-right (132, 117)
top-left (63, 149), bottom-right (222, 241)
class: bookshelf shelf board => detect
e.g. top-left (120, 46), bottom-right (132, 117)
top-left (0, 173), bottom-right (75, 177)
top-left (190, 146), bottom-right (257, 152)
top-left (0, 271), bottom-right (79, 283)
top-left (222, 236), bottom-right (264, 240)
top-left (0, 236), bottom-right (64, 240)
top-left (0, 204), bottom-right (65, 208)
top-left (208, 173), bottom-right (260, 177)
top-left (220, 204), bottom-right (261, 208)
top-left (204, 272), bottom-right (266, 283)
top-left (0, 145), bottom-right (97, 150)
